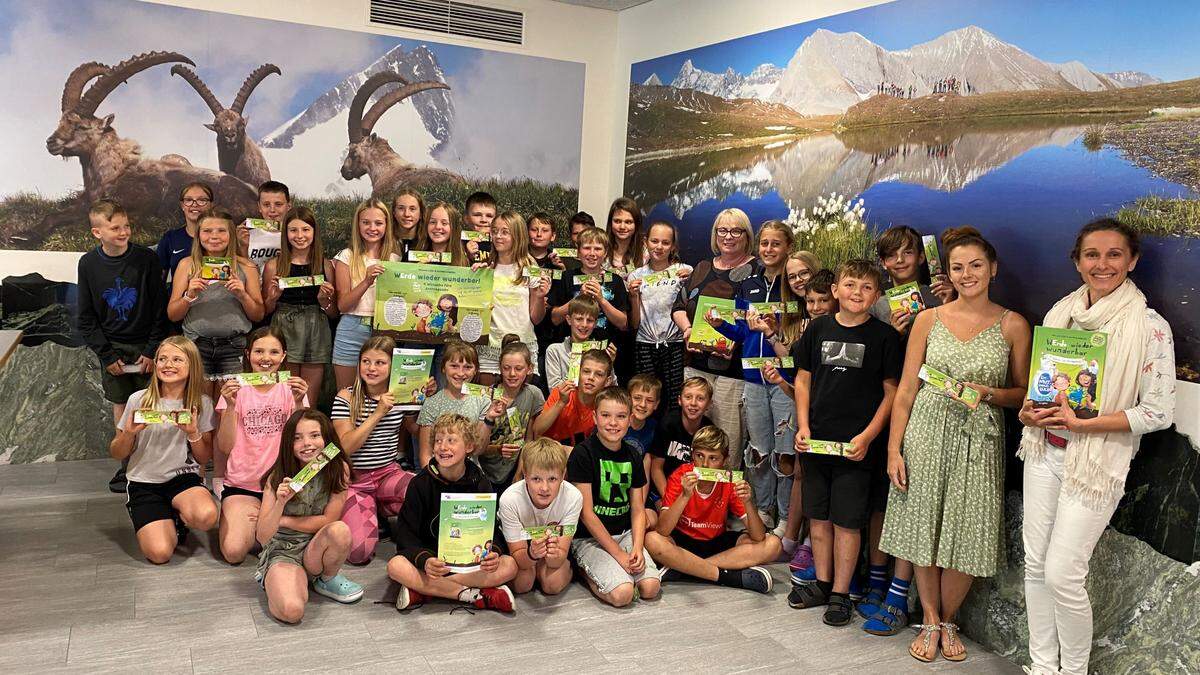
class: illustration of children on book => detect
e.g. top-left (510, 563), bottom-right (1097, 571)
top-left (428, 293), bottom-right (459, 335)
top-left (449, 526), bottom-right (462, 538)
top-left (471, 545), bottom-right (483, 563)
top-left (1069, 368), bottom-right (1099, 418)
top-left (907, 291), bottom-right (922, 314)
top-left (413, 299), bottom-right (434, 333)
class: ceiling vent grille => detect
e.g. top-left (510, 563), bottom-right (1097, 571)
top-left (370, 0), bottom-right (525, 45)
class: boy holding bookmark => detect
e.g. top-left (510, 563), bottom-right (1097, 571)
top-left (548, 227), bottom-right (629, 344)
top-left (532, 349), bottom-right (613, 447)
top-left (788, 260), bottom-right (901, 626)
top-left (544, 296), bottom-right (617, 390)
top-left (498, 439), bottom-right (583, 595)
top-left (645, 425), bottom-right (780, 593)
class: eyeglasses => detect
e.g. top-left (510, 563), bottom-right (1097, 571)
top-left (715, 228), bottom-right (746, 238)
top-left (787, 270), bottom-right (813, 282)
top-left (182, 197), bottom-right (211, 206)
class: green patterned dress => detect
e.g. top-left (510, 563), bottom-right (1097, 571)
top-left (880, 310), bottom-right (1009, 577)
top-left (255, 472), bottom-right (332, 584)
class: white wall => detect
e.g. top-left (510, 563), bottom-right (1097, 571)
top-left (0, 0), bottom-right (620, 282)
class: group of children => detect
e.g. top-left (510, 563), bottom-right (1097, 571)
top-left (79, 180), bottom-right (959, 639)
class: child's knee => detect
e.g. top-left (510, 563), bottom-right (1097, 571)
top-left (607, 582), bottom-right (636, 607)
top-left (761, 534), bottom-right (783, 558)
top-left (513, 569), bottom-right (536, 594)
top-left (142, 540), bottom-right (175, 565)
top-left (324, 521), bottom-right (353, 549)
top-left (386, 555), bottom-right (416, 583)
top-left (185, 501), bottom-right (218, 531)
top-left (219, 538), bottom-right (249, 565)
top-left (637, 577), bottom-right (661, 600)
top-left (538, 569), bottom-right (571, 596)
top-left (643, 531), bottom-right (667, 555)
top-left (272, 596), bottom-right (306, 624)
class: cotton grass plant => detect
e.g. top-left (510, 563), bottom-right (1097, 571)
top-left (786, 191), bottom-right (878, 267)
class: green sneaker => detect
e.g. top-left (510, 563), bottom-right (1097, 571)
top-left (313, 573), bottom-right (364, 604)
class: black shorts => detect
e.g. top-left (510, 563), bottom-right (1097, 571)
top-left (670, 529), bottom-right (744, 559)
top-left (800, 454), bottom-right (872, 530)
top-left (221, 485), bottom-right (263, 502)
top-left (869, 450), bottom-right (890, 514)
top-left (101, 342), bottom-right (151, 404)
top-left (126, 472), bottom-right (204, 531)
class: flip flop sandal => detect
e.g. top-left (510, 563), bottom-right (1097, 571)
top-left (909, 624), bottom-right (941, 663)
top-left (940, 622), bottom-right (967, 662)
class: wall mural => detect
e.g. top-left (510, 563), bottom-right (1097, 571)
top-left (0, 0), bottom-right (585, 253)
top-left (625, 0), bottom-right (1200, 384)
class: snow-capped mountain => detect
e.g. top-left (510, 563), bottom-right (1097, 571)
top-left (642, 73), bottom-right (663, 86)
top-left (667, 25), bottom-right (1161, 115)
top-left (1104, 70), bottom-right (1163, 88)
top-left (261, 44), bottom-right (454, 152)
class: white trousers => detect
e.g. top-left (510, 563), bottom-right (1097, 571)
top-left (1022, 443), bottom-right (1119, 675)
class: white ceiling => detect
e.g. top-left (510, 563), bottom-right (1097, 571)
top-left (547, 0), bottom-right (654, 10)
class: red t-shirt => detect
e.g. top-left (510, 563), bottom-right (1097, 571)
top-left (662, 463), bottom-right (746, 540)
top-left (541, 387), bottom-right (595, 446)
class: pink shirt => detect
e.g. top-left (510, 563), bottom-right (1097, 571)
top-left (220, 383), bottom-right (303, 492)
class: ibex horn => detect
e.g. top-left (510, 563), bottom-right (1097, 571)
top-left (170, 65), bottom-right (224, 116)
top-left (360, 81), bottom-right (450, 137)
top-left (61, 62), bottom-right (110, 113)
top-left (231, 64), bottom-right (281, 114)
top-left (347, 71), bottom-right (410, 144)
top-left (75, 51), bottom-right (195, 117)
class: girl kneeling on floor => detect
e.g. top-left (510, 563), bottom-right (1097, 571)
top-left (257, 409), bottom-right (363, 623)
top-left (110, 336), bottom-right (218, 564)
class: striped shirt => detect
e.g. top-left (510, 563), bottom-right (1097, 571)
top-left (331, 395), bottom-right (406, 471)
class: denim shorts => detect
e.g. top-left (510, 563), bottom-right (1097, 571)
top-left (192, 334), bottom-right (246, 379)
top-left (332, 314), bottom-right (373, 367)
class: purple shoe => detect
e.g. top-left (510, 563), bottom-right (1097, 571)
top-left (788, 544), bottom-right (813, 573)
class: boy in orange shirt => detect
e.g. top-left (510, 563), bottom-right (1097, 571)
top-left (531, 349), bottom-right (612, 446)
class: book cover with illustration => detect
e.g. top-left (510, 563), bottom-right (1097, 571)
top-left (886, 281), bottom-right (924, 316)
top-left (918, 363), bottom-right (981, 409)
top-left (689, 296), bottom-right (737, 356)
top-left (567, 339), bottom-right (609, 383)
top-left (390, 348), bottom-right (435, 410)
top-left (199, 256), bottom-right (233, 281)
top-left (438, 493), bottom-right (497, 572)
top-left (277, 275), bottom-right (324, 289)
top-left (1027, 326), bottom-right (1106, 418)
top-left (289, 443), bottom-right (341, 492)
top-left (923, 235), bottom-right (943, 277)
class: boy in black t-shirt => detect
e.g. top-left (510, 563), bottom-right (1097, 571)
top-left (648, 376), bottom-right (713, 506)
top-left (548, 227), bottom-right (629, 345)
top-left (786, 260), bottom-right (901, 627)
top-left (567, 387), bottom-right (661, 607)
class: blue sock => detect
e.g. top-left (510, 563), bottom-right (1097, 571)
top-left (884, 576), bottom-right (910, 610)
top-left (868, 564), bottom-right (888, 593)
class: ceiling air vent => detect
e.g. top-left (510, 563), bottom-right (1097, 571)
top-left (370, 0), bottom-right (525, 45)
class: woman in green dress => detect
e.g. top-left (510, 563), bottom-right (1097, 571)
top-left (879, 227), bottom-right (1032, 663)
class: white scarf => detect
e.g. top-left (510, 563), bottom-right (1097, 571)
top-left (1018, 280), bottom-right (1148, 509)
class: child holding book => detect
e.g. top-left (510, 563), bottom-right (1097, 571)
top-left (869, 226), bottom-right (952, 333)
top-left (78, 199), bottom-right (168, 493)
top-left (645, 425), bottom-right (779, 593)
top-left (787, 260), bottom-right (902, 627)
top-left (627, 222), bottom-right (692, 407)
top-left (391, 188), bottom-right (424, 256)
top-left (648, 377), bottom-right (714, 506)
top-left (110, 336), bottom-right (218, 564)
top-left (480, 336), bottom-right (545, 491)
top-left (256, 409), bottom-right (363, 623)
top-left (332, 200), bottom-right (400, 389)
top-left (478, 212), bottom-right (548, 382)
top-left (332, 336), bottom-right (415, 564)
top-left (261, 206), bottom-right (337, 402)
top-left (549, 227), bottom-right (629, 344)
top-left (532, 349), bottom-right (612, 447)
top-left (389, 413), bottom-right (517, 613)
top-left (216, 326), bottom-right (309, 564)
top-left (413, 201), bottom-right (468, 266)
top-left (567, 387), bottom-right (661, 607)
top-left (544, 296), bottom-right (617, 390)
top-left (499, 438), bottom-right (582, 595)
top-left (416, 339), bottom-right (497, 468)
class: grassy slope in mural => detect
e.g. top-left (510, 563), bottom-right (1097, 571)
top-left (0, 178), bottom-right (578, 252)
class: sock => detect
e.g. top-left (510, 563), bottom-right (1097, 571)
top-left (803, 536), bottom-right (811, 547)
top-left (716, 568), bottom-right (743, 589)
top-left (457, 588), bottom-right (481, 603)
top-left (884, 576), bottom-right (911, 610)
top-left (868, 564), bottom-right (889, 593)
top-left (782, 536), bottom-right (797, 555)
top-left (816, 579), bottom-right (833, 596)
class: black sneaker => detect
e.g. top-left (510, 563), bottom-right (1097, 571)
top-left (108, 467), bottom-right (128, 493)
top-left (740, 566), bottom-right (774, 594)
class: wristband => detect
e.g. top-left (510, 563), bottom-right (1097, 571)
top-left (482, 416), bottom-right (496, 427)
top-left (527, 544), bottom-right (545, 561)
top-left (187, 433), bottom-right (202, 443)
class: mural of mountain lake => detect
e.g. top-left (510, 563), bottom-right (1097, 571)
top-left (626, 116), bottom-right (1199, 379)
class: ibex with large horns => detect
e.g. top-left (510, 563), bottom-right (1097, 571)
top-left (341, 71), bottom-right (464, 197)
top-left (171, 63), bottom-right (280, 186)
top-left (35, 52), bottom-right (258, 246)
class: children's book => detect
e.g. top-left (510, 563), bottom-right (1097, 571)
top-left (523, 524), bottom-right (576, 539)
top-left (572, 272), bottom-right (613, 285)
top-left (918, 363), bottom-right (981, 409)
top-left (885, 281), bottom-right (924, 316)
top-left (199, 256), bottom-right (233, 282)
top-left (689, 296), bottom-right (737, 356)
top-left (807, 440), bottom-right (849, 457)
top-left (1027, 326), bottom-right (1106, 419)
top-left (288, 443), bottom-right (340, 492)
top-left (741, 357), bottom-right (794, 370)
top-left (439, 493), bottom-right (497, 573)
top-left (133, 410), bottom-right (193, 425)
top-left (694, 467), bottom-right (744, 483)
top-left (923, 235), bottom-right (943, 277)
top-left (567, 340), bottom-right (609, 383)
top-left (551, 247), bottom-right (577, 259)
top-left (277, 275), bottom-right (324, 289)
top-left (390, 348), bottom-right (435, 410)
top-left (407, 250), bottom-right (451, 264)
top-left (234, 371), bottom-right (290, 386)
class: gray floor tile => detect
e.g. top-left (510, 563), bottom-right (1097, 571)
top-left (0, 626), bottom-right (70, 669)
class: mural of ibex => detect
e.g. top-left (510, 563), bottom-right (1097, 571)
top-left (170, 63), bottom-right (280, 187)
top-left (43, 51), bottom-right (257, 241)
top-left (342, 71), bottom-right (464, 197)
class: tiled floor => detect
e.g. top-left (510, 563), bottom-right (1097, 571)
top-left (0, 459), bottom-right (1020, 673)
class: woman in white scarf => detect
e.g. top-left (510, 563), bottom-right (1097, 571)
top-left (1017, 218), bottom-right (1176, 675)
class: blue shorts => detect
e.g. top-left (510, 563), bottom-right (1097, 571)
top-left (332, 314), bottom-right (373, 367)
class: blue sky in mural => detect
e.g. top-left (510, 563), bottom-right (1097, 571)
top-left (631, 0), bottom-right (1200, 84)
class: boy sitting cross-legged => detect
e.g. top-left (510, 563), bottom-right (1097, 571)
top-left (499, 438), bottom-right (582, 595)
top-left (645, 425), bottom-right (781, 593)
top-left (567, 387), bottom-right (661, 607)
top-left (388, 413), bottom-right (518, 613)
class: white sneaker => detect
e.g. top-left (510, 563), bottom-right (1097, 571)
top-left (757, 510), bottom-right (776, 529)
top-left (771, 521), bottom-right (788, 538)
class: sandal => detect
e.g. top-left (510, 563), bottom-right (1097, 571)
top-left (855, 586), bottom-right (886, 619)
top-left (863, 603), bottom-right (909, 636)
top-left (939, 622), bottom-right (967, 662)
top-left (822, 594), bottom-right (853, 626)
top-left (786, 581), bottom-right (829, 609)
top-left (909, 624), bottom-right (941, 663)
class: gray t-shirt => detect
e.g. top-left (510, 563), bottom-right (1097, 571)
top-left (480, 385), bottom-right (546, 484)
top-left (416, 390), bottom-right (491, 428)
top-left (119, 390), bottom-right (216, 484)
top-left (628, 263), bottom-right (692, 344)
top-left (183, 266), bottom-right (252, 339)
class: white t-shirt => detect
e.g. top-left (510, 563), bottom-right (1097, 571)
top-left (628, 263), bottom-right (692, 344)
top-left (119, 390), bottom-right (216, 484)
top-left (333, 248), bottom-right (401, 317)
top-left (498, 480), bottom-right (583, 543)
